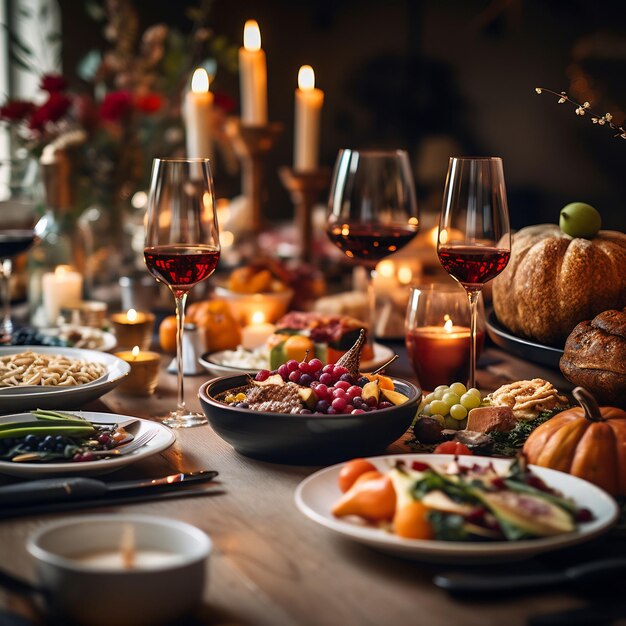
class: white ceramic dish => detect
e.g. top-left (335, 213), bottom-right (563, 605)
top-left (40, 326), bottom-right (118, 352)
top-left (199, 342), bottom-right (395, 378)
top-left (295, 454), bottom-right (619, 563)
top-left (0, 412), bottom-right (175, 477)
top-left (28, 514), bottom-right (211, 626)
top-left (0, 346), bottom-right (130, 414)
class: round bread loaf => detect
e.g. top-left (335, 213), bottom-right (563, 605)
top-left (559, 308), bottom-right (626, 407)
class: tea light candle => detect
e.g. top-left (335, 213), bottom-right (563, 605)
top-left (114, 346), bottom-right (161, 396)
top-left (42, 265), bottom-right (83, 326)
top-left (110, 308), bottom-right (155, 351)
top-left (294, 65), bottom-right (324, 171)
top-left (239, 19), bottom-right (267, 125)
top-left (185, 68), bottom-right (213, 160)
top-left (405, 317), bottom-right (485, 390)
top-left (241, 311), bottom-right (275, 350)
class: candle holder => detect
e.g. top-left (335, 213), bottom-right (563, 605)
top-left (279, 166), bottom-right (331, 263)
top-left (110, 311), bottom-right (155, 351)
top-left (225, 117), bottom-right (283, 236)
top-left (114, 349), bottom-right (161, 396)
top-left (405, 284), bottom-right (486, 390)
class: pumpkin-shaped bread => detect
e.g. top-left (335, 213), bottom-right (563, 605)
top-left (523, 388), bottom-right (626, 496)
top-left (492, 225), bottom-right (626, 346)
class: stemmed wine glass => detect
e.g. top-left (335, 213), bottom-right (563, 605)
top-left (437, 157), bottom-right (511, 388)
top-left (144, 158), bottom-right (220, 428)
top-left (326, 149), bottom-right (419, 336)
top-left (0, 159), bottom-right (43, 342)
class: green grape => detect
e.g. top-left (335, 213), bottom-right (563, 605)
top-left (460, 392), bottom-right (481, 410)
top-left (442, 392), bottom-right (460, 407)
top-left (430, 400), bottom-right (449, 416)
top-left (467, 387), bottom-right (481, 398)
top-left (434, 385), bottom-right (449, 394)
top-left (449, 382), bottom-right (467, 396)
top-left (449, 404), bottom-right (468, 420)
top-left (424, 392), bottom-right (436, 403)
top-left (444, 415), bottom-right (459, 430)
top-left (422, 403), bottom-right (432, 416)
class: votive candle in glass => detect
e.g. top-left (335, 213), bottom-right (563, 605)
top-left (114, 346), bottom-right (160, 396)
top-left (111, 309), bottom-right (155, 351)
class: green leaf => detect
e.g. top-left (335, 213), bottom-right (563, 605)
top-left (428, 512), bottom-right (470, 541)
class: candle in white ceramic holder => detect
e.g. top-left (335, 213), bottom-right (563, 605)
top-left (294, 65), bottom-right (324, 171)
top-left (185, 68), bottom-right (214, 161)
top-left (239, 20), bottom-right (267, 126)
top-left (42, 265), bottom-right (83, 326)
top-left (241, 310), bottom-right (276, 350)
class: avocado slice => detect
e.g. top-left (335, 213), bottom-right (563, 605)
top-left (476, 490), bottom-right (575, 538)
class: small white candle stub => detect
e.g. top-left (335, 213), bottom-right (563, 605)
top-left (294, 65), bottom-right (324, 171)
top-left (241, 311), bottom-right (276, 350)
top-left (239, 20), bottom-right (268, 125)
top-left (42, 265), bottom-right (83, 326)
top-left (185, 68), bottom-right (214, 160)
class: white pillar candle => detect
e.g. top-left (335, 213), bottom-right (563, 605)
top-left (42, 265), bottom-right (83, 325)
top-left (239, 20), bottom-right (268, 126)
top-left (294, 65), bottom-right (324, 171)
top-left (185, 68), bottom-right (214, 160)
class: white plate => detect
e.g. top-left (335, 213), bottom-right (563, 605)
top-left (40, 327), bottom-right (118, 353)
top-left (199, 342), bottom-right (395, 378)
top-left (295, 454), bottom-right (619, 563)
top-left (0, 412), bottom-right (175, 477)
top-left (0, 346), bottom-right (130, 414)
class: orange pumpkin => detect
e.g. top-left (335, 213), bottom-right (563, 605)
top-left (523, 387), bottom-right (626, 496)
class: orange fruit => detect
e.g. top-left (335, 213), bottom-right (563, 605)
top-left (159, 315), bottom-right (178, 354)
top-left (364, 373), bottom-right (394, 390)
top-left (393, 501), bottom-right (434, 539)
top-left (338, 459), bottom-right (378, 493)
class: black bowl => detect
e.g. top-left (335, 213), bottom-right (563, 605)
top-left (198, 375), bottom-right (421, 465)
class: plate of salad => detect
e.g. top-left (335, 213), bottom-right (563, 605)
top-left (0, 410), bottom-right (175, 477)
top-left (294, 454), bottom-right (619, 563)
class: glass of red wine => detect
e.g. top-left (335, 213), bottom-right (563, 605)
top-left (326, 149), bottom-right (419, 337)
top-left (437, 157), bottom-right (511, 388)
top-left (144, 158), bottom-right (220, 428)
top-left (0, 159), bottom-right (42, 342)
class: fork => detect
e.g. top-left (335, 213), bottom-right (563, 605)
top-left (90, 429), bottom-right (158, 457)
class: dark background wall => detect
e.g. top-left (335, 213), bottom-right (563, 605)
top-left (60, 0), bottom-right (626, 231)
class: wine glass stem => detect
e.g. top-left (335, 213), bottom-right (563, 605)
top-left (0, 259), bottom-right (13, 338)
top-left (174, 290), bottom-right (189, 413)
top-left (466, 288), bottom-right (481, 389)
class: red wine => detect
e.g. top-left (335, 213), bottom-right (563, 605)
top-left (144, 245), bottom-right (220, 289)
top-left (327, 223), bottom-right (418, 262)
top-left (438, 245), bottom-right (510, 286)
top-left (0, 230), bottom-right (38, 260)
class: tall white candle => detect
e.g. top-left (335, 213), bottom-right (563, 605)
top-left (185, 68), bottom-right (213, 160)
top-left (239, 20), bottom-right (268, 126)
top-left (294, 65), bottom-right (324, 171)
top-left (42, 265), bottom-right (83, 325)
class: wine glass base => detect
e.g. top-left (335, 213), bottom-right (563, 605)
top-left (161, 410), bottom-right (208, 429)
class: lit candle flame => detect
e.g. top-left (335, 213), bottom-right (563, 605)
top-left (243, 20), bottom-right (261, 51)
top-left (191, 68), bottom-right (209, 93)
top-left (377, 259), bottom-right (395, 278)
top-left (298, 65), bottom-right (315, 90)
top-left (251, 310), bottom-right (266, 325)
top-left (131, 345), bottom-right (140, 358)
top-left (443, 315), bottom-right (454, 333)
top-left (126, 308), bottom-right (137, 322)
top-left (54, 265), bottom-right (72, 276)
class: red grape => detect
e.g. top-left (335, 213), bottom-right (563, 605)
top-left (319, 373), bottom-right (333, 386)
top-left (255, 369), bottom-right (270, 381)
top-left (334, 380), bottom-right (351, 391)
top-left (322, 364), bottom-right (335, 374)
top-left (286, 360), bottom-right (299, 373)
top-left (308, 358), bottom-right (323, 371)
top-left (331, 397), bottom-right (348, 411)
top-left (278, 364), bottom-right (289, 379)
top-left (289, 370), bottom-right (302, 383)
top-left (346, 385), bottom-right (362, 398)
top-left (351, 409), bottom-right (365, 415)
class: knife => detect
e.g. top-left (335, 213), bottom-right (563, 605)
top-left (434, 557), bottom-right (626, 595)
top-left (0, 470), bottom-right (219, 506)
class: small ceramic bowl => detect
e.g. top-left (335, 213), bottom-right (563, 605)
top-left (214, 285), bottom-right (293, 324)
top-left (27, 515), bottom-right (211, 626)
top-left (199, 375), bottom-right (421, 465)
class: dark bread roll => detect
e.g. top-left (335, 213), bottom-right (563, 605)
top-left (560, 308), bottom-right (626, 407)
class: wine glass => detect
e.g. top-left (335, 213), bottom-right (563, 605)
top-left (326, 149), bottom-right (419, 337)
top-left (437, 157), bottom-right (511, 388)
top-left (0, 159), bottom-right (42, 342)
top-left (144, 158), bottom-right (220, 428)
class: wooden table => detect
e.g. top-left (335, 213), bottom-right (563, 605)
top-left (0, 347), bottom-right (622, 626)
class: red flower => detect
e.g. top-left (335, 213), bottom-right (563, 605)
top-left (0, 100), bottom-right (36, 121)
top-left (99, 91), bottom-right (133, 122)
top-left (214, 92), bottom-right (235, 114)
top-left (29, 93), bottom-right (72, 131)
top-left (39, 74), bottom-right (68, 93)
top-left (134, 93), bottom-right (162, 113)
